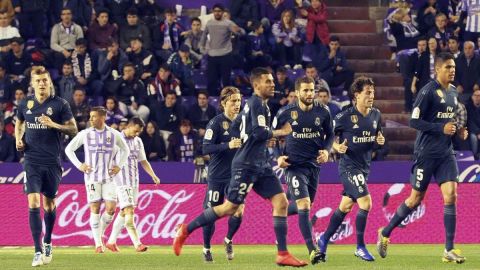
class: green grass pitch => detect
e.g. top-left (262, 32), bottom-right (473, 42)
top-left (1, 244), bottom-right (480, 269)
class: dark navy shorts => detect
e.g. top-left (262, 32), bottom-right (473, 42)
top-left (203, 180), bottom-right (229, 208)
top-left (227, 167), bottom-right (284, 205)
top-left (23, 162), bottom-right (62, 199)
top-left (340, 167), bottom-right (370, 201)
top-left (410, 154), bottom-right (459, 192)
top-left (285, 166), bottom-right (320, 202)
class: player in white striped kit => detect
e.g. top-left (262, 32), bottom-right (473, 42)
top-left (105, 117), bottom-right (160, 252)
top-left (65, 106), bottom-right (130, 253)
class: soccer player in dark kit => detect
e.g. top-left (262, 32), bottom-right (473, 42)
top-left (200, 86), bottom-right (244, 262)
top-left (317, 76), bottom-right (385, 262)
top-left (273, 76), bottom-right (334, 264)
top-left (377, 52), bottom-right (468, 263)
top-left (15, 66), bottom-right (77, 266)
top-left (173, 67), bottom-right (308, 267)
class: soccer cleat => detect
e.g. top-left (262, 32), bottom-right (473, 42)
top-left (316, 234), bottom-right (328, 262)
top-left (442, 249), bottom-right (466, 264)
top-left (309, 249), bottom-right (324, 265)
top-left (224, 239), bottom-right (234, 260)
top-left (105, 242), bottom-right (120, 252)
top-left (31, 252), bottom-right (43, 267)
top-left (355, 246), bottom-right (375, 261)
top-left (136, 244), bottom-right (148, 252)
top-left (276, 252), bottom-right (308, 267)
top-left (42, 243), bottom-right (52, 264)
top-left (203, 249), bottom-right (214, 263)
top-left (376, 227), bottom-right (390, 258)
top-left (173, 224), bottom-right (189, 256)
top-left (95, 246), bottom-right (105, 253)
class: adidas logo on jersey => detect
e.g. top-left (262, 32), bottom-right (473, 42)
top-left (292, 121), bottom-right (298, 125)
top-left (26, 110), bottom-right (32, 114)
top-left (223, 131), bottom-right (229, 135)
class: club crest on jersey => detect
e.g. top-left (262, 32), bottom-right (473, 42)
top-left (291, 111), bottom-right (298, 125)
top-left (222, 121), bottom-right (229, 130)
top-left (436, 89), bottom-right (446, 103)
top-left (351, 115), bottom-right (359, 129)
top-left (106, 135), bottom-right (112, 144)
top-left (315, 117), bottom-right (321, 126)
top-left (27, 100), bottom-right (34, 109)
top-left (46, 107), bottom-right (53, 116)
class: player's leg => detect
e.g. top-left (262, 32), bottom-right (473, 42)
top-left (224, 204), bottom-right (244, 260)
top-left (354, 195), bottom-right (375, 261)
top-left (201, 181), bottom-right (225, 262)
top-left (89, 201), bottom-right (104, 252)
top-left (122, 206), bottom-right (147, 252)
top-left (106, 209), bottom-right (124, 252)
top-left (41, 164), bottom-right (62, 264)
top-left (99, 182), bottom-right (117, 238)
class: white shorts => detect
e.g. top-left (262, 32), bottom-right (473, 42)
top-left (116, 185), bottom-right (139, 209)
top-left (85, 181), bottom-right (117, 203)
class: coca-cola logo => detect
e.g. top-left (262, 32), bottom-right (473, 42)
top-left (52, 188), bottom-right (195, 240)
top-left (382, 184), bottom-right (426, 227)
top-left (459, 164), bottom-right (480, 183)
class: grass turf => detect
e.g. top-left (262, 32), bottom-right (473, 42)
top-left (1, 244), bottom-right (479, 270)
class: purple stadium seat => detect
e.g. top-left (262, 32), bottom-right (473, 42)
top-left (286, 69), bottom-right (305, 82)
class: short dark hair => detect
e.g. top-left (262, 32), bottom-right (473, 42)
top-left (10, 37), bottom-right (24, 45)
top-left (250, 67), bottom-right (271, 84)
top-left (212, 3), bottom-right (225, 11)
top-left (435, 12), bottom-right (447, 19)
top-left (97, 8), bottom-right (109, 16)
top-left (91, 106), bottom-right (107, 116)
top-left (448, 36), bottom-right (458, 42)
top-left (435, 52), bottom-right (455, 67)
top-left (165, 90), bottom-right (176, 97)
top-left (317, 87), bottom-right (330, 95)
top-left (295, 76), bottom-right (314, 91)
top-left (127, 8), bottom-right (138, 16)
top-left (276, 66), bottom-right (287, 74)
top-left (180, 119), bottom-right (192, 127)
top-left (197, 90), bottom-right (209, 98)
top-left (305, 63), bottom-right (316, 70)
top-left (62, 60), bottom-right (73, 67)
top-left (129, 36), bottom-right (142, 43)
top-left (128, 116), bottom-right (145, 128)
top-left (75, 38), bottom-right (88, 47)
top-left (330, 35), bottom-right (340, 42)
top-left (165, 8), bottom-right (175, 14)
top-left (350, 76), bottom-right (375, 99)
top-left (191, 17), bottom-right (201, 24)
top-left (123, 62), bottom-right (135, 70)
top-left (159, 63), bottom-right (171, 72)
top-left (250, 21), bottom-right (262, 31)
top-left (61, 7), bottom-right (72, 14)
top-left (417, 36), bottom-right (427, 42)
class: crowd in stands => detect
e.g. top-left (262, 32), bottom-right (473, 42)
top-left (386, 0), bottom-right (480, 160)
top-left (0, 0), bottom-right (360, 164)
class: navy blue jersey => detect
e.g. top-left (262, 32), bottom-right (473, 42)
top-left (17, 95), bottom-right (74, 165)
top-left (203, 113), bottom-right (240, 182)
top-left (273, 101), bottom-right (334, 167)
top-left (410, 80), bottom-right (458, 158)
top-left (231, 94), bottom-right (273, 172)
top-left (334, 106), bottom-right (382, 174)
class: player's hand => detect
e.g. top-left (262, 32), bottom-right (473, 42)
top-left (278, 122), bottom-right (293, 137)
top-left (458, 127), bottom-right (468, 140)
top-left (333, 138), bottom-right (348, 154)
top-left (228, 138), bottom-right (242, 149)
top-left (411, 84), bottom-right (417, 94)
top-left (39, 114), bottom-right (55, 128)
top-left (316, 150), bottom-right (329, 164)
top-left (443, 122), bottom-right (457, 136)
top-left (80, 163), bottom-right (92, 174)
top-left (109, 165), bottom-right (121, 176)
top-left (16, 139), bottom-right (25, 151)
top-left (152, 175), bottom-right (160, 185)
top-left (376, 131), bottom-right (385, 145)
top-left (277, 155), bottom-right (290, 168)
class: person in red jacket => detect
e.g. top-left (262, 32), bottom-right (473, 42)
top-left (301, 0), bottom-right (329, 47)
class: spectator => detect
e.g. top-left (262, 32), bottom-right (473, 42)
top-left (322, 36), bottom-right (355, 94)
top-left (167, 119), bottom-right (200, 162)
top-left (146, 64), bottom-right (181, 102)
top-left (127, 36), bottom-right (157, 82)
top-left (105, 96), bottom-right (125, 128)
top-left (5, 37), bottom-right (31, 87)
top-left (0, 10), bottom-right (19, 53)
top-left (119, 8), bottom-right (151, 51)
top-left (0, 0), bottom-right (14, 20)
top-left (50, 7), bottom-right (84, 69)
top-left (458, 0), bottom-right (480, 43)
top-left (269, 66), bottom-right (293, 115)
top-left (81, 0), bottom-right (104, 30)
top-left (97, 39), bottom-right (129, 91)
top-left (87, 9), bottom-right (118, 52)
top-left (466, 88), bottom-right (480, 160)
top-left (0, 119), bottom-right (15, 162)
top-left (259, 0), bottom-right (295, 25)
top-left (412, 37), bottom-right (440, 94)
top-left (417, 0), bottom-right (441, 34)
top-left (153, 8), bottom-right (185, 63)
top-left (16, 0), bottom-right (49, 39)
top-left (50, 0), bottom-right (86, 29)
top-left (286, 89), bottom-right (296, 104)
top-left (200, 4), bottom-right (245, 96)
top-left (55, 61), bottom-right (77, 104)
top-left (315, 87), bottom-right (341, 118)
top-left (150, 90), bottom-right (184, 133)
top-left (305, 63), bottom-right (330, 92)
top-left (133, 0), bottom-right (162, 27)
top-left (388, 8), bottom-right (420, 53)
top-left (453, 98), bottom-right (469, 151)
top-left (103, 0), bottom-right (134, 26)
top-left (71, 38), bottom-right (103, 105)
top-left (110, 63), bottom-right (150, 122)
top-left (301, 0), bottom-right (329, 48)
top-left (140, 120), bottom-right (166, 161)
top-left (0, 62), bottom-right (13, 103)
top-left (402, 37), bottom-right (427, 112)
top-left (183, 17), bottom-right (204, 66)
top-left (229, 0), bottom-right (259, 29)
top-left (454, 41), bottom-right (480, 103)
top-left (70, 88), bottom-right (91, 131)
top-left (246, 21), bottom-right (272, 71)
top-left (3, 86), bottom-right (24, 136)
top-left (428, 13), bottom-right (454, 51)
top-left (448, 36), bottom-right (461, 58)
top-left (185, 90), bottom-right (217, 136)
top-left (167, 44), bottom-right (195, 96)
top-left (272, 9), bottom-right (302, 69)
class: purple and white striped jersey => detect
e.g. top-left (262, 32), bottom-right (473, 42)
top-left (463, 0), bottom-right (480, 32)
top-left (65, 126), bottom-right (129, 183)
top-left (113, 133), bottom-right (147, 188)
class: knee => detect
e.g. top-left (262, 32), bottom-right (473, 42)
top-left (90, 204), bottom-right (100, 214)
top-left (443, 192), bottom-right (457, 205)
top-left (43, 199), bottom-right (56, 212)
top-left (225, 204), bottom-right (240, 216)
top-left (296, 198), bottom-right (311, 210)
top-left (339, 204), bottom-right (353, 213)
top-left (405, 194), bottom-right (424, 208)
top-left (233, 204), bottom-right (245, 217)
top-left (275, 196), bottom-right (289, 211)
top-left (28, 194), bottom-right (41, 208)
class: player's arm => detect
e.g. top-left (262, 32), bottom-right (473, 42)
top-left (15, 119), bottom-right (25, 151)
top-left (249, 100), bottom-right (274, 141)
top-left (138, 140), bottom-right (160, 184)
top-left (203, 120), bottom-right (241, 155)
top-left (409, 88), bottom-right (448, 135)
top-left (38, 99), bottom-right (78, 136)
top-left (322, 109), bottom-right (335, 151)
top-left (113, 131), bottom-right (131, 169)
top-left (270, 108), bottom-right (292, 138)
top-left (375, 112), bottom-right (385, 146)
top-left (65, 130), bottom-right (88, 171)
top-left (331, 113), bottom-right (348, 154)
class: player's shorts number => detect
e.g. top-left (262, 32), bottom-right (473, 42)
top-left (208, 190), bottom-right (220, 202)
top-left (352, 174), bottom-right (365, 187)
top-left (89, 184), bottom-right (96, 192)
top-left (416, 169), bottom-right (424, 181)
top-left (289, 176), bottom-right (300, 188)
top-left (238, 183), bottom-right (253, 195)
